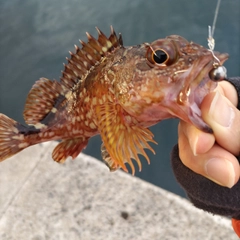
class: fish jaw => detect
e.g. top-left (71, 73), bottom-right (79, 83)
top-left (123, 52), bottom-right (229, 132)
top-left (171, 52), bottom-right (229, 132)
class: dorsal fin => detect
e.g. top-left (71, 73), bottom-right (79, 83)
top-left (23, 27), bottom-right (122, 125)
top-left (60, 26), bottom-right (123, 89)
top-left (23, 78), bottom-right (68, 125)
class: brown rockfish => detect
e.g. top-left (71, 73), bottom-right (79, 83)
top-left (0, 27), bottom-right (228, 174)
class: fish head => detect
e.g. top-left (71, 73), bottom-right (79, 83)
top-left (115, 35), bottom-right (229, 132)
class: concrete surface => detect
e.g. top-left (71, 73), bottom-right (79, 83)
top-left (0, 141), bottom-right (237, 240)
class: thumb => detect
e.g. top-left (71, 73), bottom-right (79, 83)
top-left (201, 91), bottom-right (240, 156)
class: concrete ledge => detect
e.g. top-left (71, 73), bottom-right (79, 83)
top-left (0, 142), bottom-right (236, 240)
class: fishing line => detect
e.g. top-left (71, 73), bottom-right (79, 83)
top-left (207, 0), bottom-right (227, 81)
top-left (211, 0), bottom-right (221, 38)
top-left (208, 0), bottom-right (221, 58)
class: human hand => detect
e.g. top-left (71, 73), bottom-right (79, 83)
top-left (178, 81), bottom-right (240, 188)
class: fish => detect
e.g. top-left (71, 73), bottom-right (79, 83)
top-left (0, 26), bottom-right (228, 174)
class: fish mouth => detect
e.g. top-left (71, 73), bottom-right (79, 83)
top-left (175, 52), bottom-right (229, 132)
top-left (211, 52), bottom-right (229, 65)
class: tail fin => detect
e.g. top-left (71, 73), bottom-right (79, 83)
top-left (0, 113), bottom-right (29, 161)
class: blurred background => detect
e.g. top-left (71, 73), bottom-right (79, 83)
top-left (0, 0), bottom-right (239, 197)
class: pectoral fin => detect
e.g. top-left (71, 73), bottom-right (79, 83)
top-left (95, 103), bottom-right (156, 175)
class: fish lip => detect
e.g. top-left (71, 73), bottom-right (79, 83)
top-left (187, 51), bottom-right (229, 89)
top-left (197, 52), bottom-right (229, 80)
top-left (214, 52), bottom-right (229, 65)
top-left (200, 52), bottom-right (229, 85)
top-left (213, 52), bottom-right (229, 68)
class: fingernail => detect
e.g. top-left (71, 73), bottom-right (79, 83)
top-left (189, 132), bottom-right (198, 156)
top-left (209, 92), bottom-right (234, 127)
top-left (205, 158), bottom-right (235, 188)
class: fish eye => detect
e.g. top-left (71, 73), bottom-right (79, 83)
top-left (146, 45), bottom-right (174, 67)
top-left (146, 40), bottom-right (178, 67)
top-left (152, 49), bottom-right (168, 64)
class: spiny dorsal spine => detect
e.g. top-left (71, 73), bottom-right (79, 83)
top-left (60, 26), bottom-right (123, 89)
